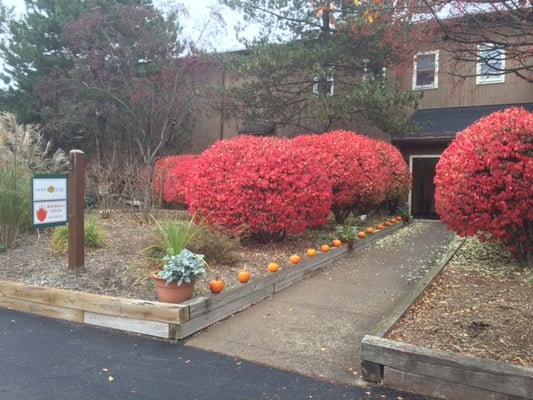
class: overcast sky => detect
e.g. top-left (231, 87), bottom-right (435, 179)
top-left (2, 0), bottom-right (250, 52)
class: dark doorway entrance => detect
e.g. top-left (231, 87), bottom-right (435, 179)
top-left (410, 157), bottom-right (439, 219)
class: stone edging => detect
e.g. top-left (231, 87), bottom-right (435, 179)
top-left (0, 222), bottom-right (404, 340)
top-left (360, 238), bottom-right (533, 400)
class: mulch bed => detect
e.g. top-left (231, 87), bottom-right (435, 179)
top-left (388, 237), bottom-right (532, 367)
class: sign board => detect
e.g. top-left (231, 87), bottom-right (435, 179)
top-left (31, 174), bottom-right (68, 228)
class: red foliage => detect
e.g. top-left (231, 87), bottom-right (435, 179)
top-left (292, 132), bottom-right (361, 221)
top-left (151, 155), bottom-right (196, 205)
top-left (293, 130), bottom-right (409, 222)
top-left (373, 139), bottom-right (412, 203)
top-left (184, 136), bottom-right (333, 241)
top-left (160, 155), bottom-right (198, 207)
top-left (435, 107), bottom-right (533, 267)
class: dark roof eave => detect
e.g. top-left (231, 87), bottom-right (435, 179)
top-left (392, 136), bottom-right (455, 145)
top-left (400, 103), bottom-right (533, 141)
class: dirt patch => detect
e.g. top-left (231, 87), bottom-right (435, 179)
top-left (0, 210), bottom-right (345, 301)
top-left (1, 211), bottom-right (531, 369)
top-left (388, 237), bottom-right (533, 368)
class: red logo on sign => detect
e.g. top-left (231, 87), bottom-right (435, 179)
top-left (36, 207), bottom-right (48, 222)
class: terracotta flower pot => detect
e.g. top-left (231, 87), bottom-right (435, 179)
top-left (151, 271), bottom-right (195, 303)
top-left (346, 239), bottom-right (354, 251)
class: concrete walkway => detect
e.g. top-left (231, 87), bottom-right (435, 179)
top-left (185, 221), bottom-right (456, 386)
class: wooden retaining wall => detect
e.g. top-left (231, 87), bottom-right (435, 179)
top-left (0, 222), bottom-right (403, 340)
top-left (361, 336), bottom-right (533, 400)
top-left (360, 238), bottom-right (533, 400)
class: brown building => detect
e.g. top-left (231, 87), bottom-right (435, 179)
top-left (390, 16), bottom-right (533, 217)
top-left (186, 15), bottom-right (532, 219)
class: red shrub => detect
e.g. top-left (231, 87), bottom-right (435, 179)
top-left (293, 130), bottom-right (395, 222)
top-left (185, 135), bottom-right (333, 241)
top-left (149, 155), bottom-right (196, 204)
top-left (162, 155), bottom-right (198, 207)
top-left (435, 107), bottom-right (533, 268)
top-left (373, 140), bottom-right (412, 204)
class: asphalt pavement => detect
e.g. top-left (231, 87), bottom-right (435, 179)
top-left (1, 308), bottom-right (437, 400)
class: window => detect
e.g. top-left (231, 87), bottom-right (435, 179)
top-left (476, 44), bottom-right (505, 84)
top-left (413, 51), bottom-right (438, 90)
top-left (313, 67), bottom-right (334, 96)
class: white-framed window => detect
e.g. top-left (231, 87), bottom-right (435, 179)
top-left (413, 51), bottom-right (439, 90)
top-left (312, 67), bottom-right (334, 96)
top-left (476, 44), bottom-right (505, 84)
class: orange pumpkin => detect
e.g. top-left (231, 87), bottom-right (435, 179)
top-left (384, 221), bottom-right (391, 226)
top-left (376, 224), bottom-right (384, 230)
top-left (332, 239), bottom-right (342, 247)
top-left (320, 244), bottom-right (330, 253)
top-left (267, 262), bottom-right (279, 272)
top-left (238, 268), bottom-right (251, 283)
top-left (396, 216), bottom-right (402, 220)
top-left (366, 227), bottom-right (374, 234)
top-left (357, 231), bottom-right (366, 239)
top-left (307, 248), bottom-right (317, 257)
top-left (209, 278), bottom-right (224, 294)
top-left (289, 254), bottom-right (301, 264)
top-left (390, 218), bottom-right (397, 224)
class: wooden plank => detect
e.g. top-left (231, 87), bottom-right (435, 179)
top-left (185, 296), bottom-right (211, 319)
top-left (369, 237), bottom-right (464, 338)
top-left (186, 247), bottom-right (347, 322)
top-left (271, 225), bottom-right (402, 292)
top-left (361, 335), bottom-right (533, 398)
top-left (0, 297), bottom-right (83, 323)
top-left (187, 279), bottom-right (277, 320)
top-left (187, 250), bottom-right (341, 319)
top-left (385, 367), bottom-right (527, 400)
top-left (0, 280), bottom-right (189, 323)
top-left (84, 312), bottom-right (171, 339)
top-left (193, 223), bottom-right (404, 318)
top-left (211, 277), bottom-right (276, 309)
top-left (178, 284), bottom-right (277, 339)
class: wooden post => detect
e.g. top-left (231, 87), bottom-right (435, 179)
top-left (68, 150), bottom-right (85, 270)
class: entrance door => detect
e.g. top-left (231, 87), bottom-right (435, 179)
top-left (409, 156), bottom-right (440, 219)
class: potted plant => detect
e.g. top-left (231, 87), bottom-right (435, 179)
top-left (145, 214), bottom-right (206, 303)
top-left (336, 223), bottom-right (357, 250)
top-left (151, 249), bottom-right (206, 303)
top-left (398, 203), bottom-right (411, 224)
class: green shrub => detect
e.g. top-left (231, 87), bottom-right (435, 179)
top-left (143, 214), bottom-right (240, 267)
top-left (188, 228), bottom-right (241, 266)
top-left (150, 214), bottom-right (204, 258)
top-left (0, 112), bottom-right (68, 248)
top-left (51, 217), bottom-right (107, 254)
top-left (0, 166), bottom-right (31, 248)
